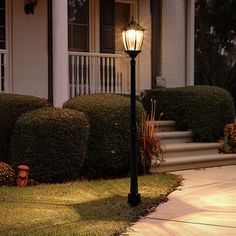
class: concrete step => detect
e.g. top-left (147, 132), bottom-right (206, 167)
top-left (151, 120), bottom-right (176, 132)
top-left (156, 131), bottom-right (193, 144)
top-left (162, 142), bottom-right (221, 158)
top-left (150, 153), bottom-right (236, 173)
top-left (148, 119), bottom-right (233, 173)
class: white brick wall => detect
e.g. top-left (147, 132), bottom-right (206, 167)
top-left (12, 0), bottom-right (48, 98)
top-left (138, 0), bottom-right (152, 93)
top-left (161, 0), bottom-right (186, 87)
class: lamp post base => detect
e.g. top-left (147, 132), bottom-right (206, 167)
top-left (128, 193), bottom-right (141, 206)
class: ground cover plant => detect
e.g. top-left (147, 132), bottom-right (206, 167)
top-left (0, 173), bottom-right (180, 236)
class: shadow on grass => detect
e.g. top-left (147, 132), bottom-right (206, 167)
top-left (1, 194), bottom-right (165, 222)
top-left (71, 194), bottom-right (166, 222)
top-left (0, 194), bottom-right (176, 236)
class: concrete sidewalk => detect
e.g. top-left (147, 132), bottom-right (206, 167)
top-left (123, 165), bottom-right (236, 236)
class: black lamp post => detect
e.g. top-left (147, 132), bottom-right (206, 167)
top-left (122, 18), bottom-right (144, 206)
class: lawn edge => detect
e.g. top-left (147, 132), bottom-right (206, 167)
top-left (115, 174), bottom-right (182, 236)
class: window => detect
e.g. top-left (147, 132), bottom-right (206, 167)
top-left (100, 0), bottom-right (115, 53)
top-left (68, 0), bottom-right (89, 51)
top-left (68, 0), bottom-right (136, 53)
top-left (100, 0), bottom-right (133, 53)
top-left (115, 2), bottom-right (130, 52)
top-left (0, 0), bottom-right (5, 49)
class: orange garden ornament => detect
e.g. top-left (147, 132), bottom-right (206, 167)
top-left (16, 165), bottom-right (30, 187)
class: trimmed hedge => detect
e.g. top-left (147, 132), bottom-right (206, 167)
top-left (63, 94), bottom-right (144, 178)
top-left (0, 93), bottom-right (48, 162)
top-left (141, 86), bottom-right (235, 142)
top-left (10, 107), bottom-right (89, 183)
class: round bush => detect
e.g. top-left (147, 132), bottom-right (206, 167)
top-left (0, 93), bottom-right (48, 163)
top-left (63, 94), bottom-right (144, 178)
top-left (10, 107), bottom-right (89, 183)
top-left (141, 86), bottom-right (235, 142)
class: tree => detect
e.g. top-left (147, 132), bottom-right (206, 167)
top-left (195, 0), bottom-right (236, 108)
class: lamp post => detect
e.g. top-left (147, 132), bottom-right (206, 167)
top-left (122, 18), bottom-right (144, 206)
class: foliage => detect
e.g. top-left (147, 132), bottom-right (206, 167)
top-left (195, 0), bottom-right (236, 108)
top-left (224, 122), bottom-right (236, 141)
top-left (139, 100), bottom-right (164, 174)
top-left (222, 122), bottom-right (236, 153)
top-left (63, 94), bottom-right (144, 178)
top-left (0, 162), bottom-right (16, 186)
top-left (0, 93), bottom-right (48, 163)
top-left (141, 86), bottom-right (235, 142)
top-left (195, 0), bottom-right (236, 60)
top-left (141, 88), bottom-right (181, 121)
top-left (10, 107), bottom-right (89, 183)
top-left (0, 174), bottom-right (180, 236)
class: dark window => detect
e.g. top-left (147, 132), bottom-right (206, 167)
top-left (100, 0), bottom-right (115, 53)
top-left (68, 0), bottom-right (89, 51)
top-left (0, 0), bottom-right (5, 49)
top-left (100, 1), bottom-right (131, 53)
top-left (115, 3), bottom-right (130, 51)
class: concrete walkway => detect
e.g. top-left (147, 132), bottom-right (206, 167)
top-left (123, 165), bottom-right (236, 236)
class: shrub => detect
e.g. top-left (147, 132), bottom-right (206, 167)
top-left (0, 93), bottom-right (48, 163)
top-left (63, 94), bottom-right (144, 178)
top-left (10, 107), bottom-right (89, 183)
top-left (0, 162), bottom-right (16, 186)
top-left (141, 86), bottom-right (235, 142)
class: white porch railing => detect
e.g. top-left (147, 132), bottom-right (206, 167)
top-left (68, 52), bottom-right (130, 97)
top-left (0, 49), bottom-right (7, 92)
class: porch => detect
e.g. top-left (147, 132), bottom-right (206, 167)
top-left (0, 0), bottom-right (195, 106)
top-left (1, 48), bottom-right (130, 97)
top-left (68, 51), bottom-right (130, 97)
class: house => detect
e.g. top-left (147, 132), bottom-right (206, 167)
top-left (0, 0), bottom-right (194, 107)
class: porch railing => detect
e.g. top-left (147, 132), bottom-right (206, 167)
top-left (68, 52), bottom-right (130, 97)
top-left (0, 49), bottom-right (6, 92)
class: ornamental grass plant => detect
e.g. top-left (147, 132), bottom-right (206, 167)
top-left (139, 99), bottom-right (164, 174)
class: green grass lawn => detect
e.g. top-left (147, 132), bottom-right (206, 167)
top-left (0, 174), bottom-right (180, 236)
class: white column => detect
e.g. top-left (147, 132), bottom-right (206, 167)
top-left (186, 0), bottom-right (195, 86)
top-left (5, 0), bottom-right (12, 93)
top-left (52, 0), bottom-right (69, 107)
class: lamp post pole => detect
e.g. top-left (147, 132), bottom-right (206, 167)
top-left (127, 51), bottom-right (141, 206)
top-left (122, 18), bottom-right (144, 207)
